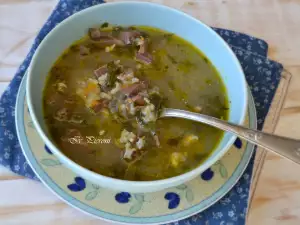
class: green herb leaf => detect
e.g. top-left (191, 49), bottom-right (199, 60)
top-left (168, 81), bottom-right (175, 90)
top-left (112, 26), bottom-right (123, 37)
top-left (28, 121), bottom-right (35, 129)
top-left (185, 189), bottom-right (194, 203)
top-left (85, 191), bottom-right (98, 201)
top-left (214, 160), bottom-right (221, 165)
top-left (101, 22), bottom-right (109, 28)
top-left (221, 106), bottom-right (230, 110)
top-left (149, 92), bottom-right (164, 114)
top-left (163, 33), bottom-right (174, 42)
top-left (40, 159), bottom-right (61, 167)
top-left (219, 163), bottom-right (228, 178)
top-left (203, 57), bottom-right (209, 64)
top-left (178, 60), bottom-right (195, 73)
top-left (176, 184), bottom-right (187, 190)
top-left (167, 54), bottom-right (178, 64)
top-left (134, 194), bottom-right (144, 202)
top-left (106, 61), bottom-right (121, 87)
top-left (92, 184), bottom-right (100, 190)
top-left (129, 202), bottom-right (143, 214)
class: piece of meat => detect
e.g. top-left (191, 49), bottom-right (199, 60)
top-left (131, 94), bottom-right (146, 106)
top-left (118, 31), bottom-right (133, 45)
top-left (90, 99), bottom-right (109, 113)
top-left (79, 45), bottom-right (90, 56)
top-left (88, 28), bottom-right (102, 40)
top-left (88, 28), bottom-right (125, 46)
top-left (94, 65), bottom-right (108, 79)
top-left (117, 68), bottom-right (134, 80)
top-left (88, 29), bottom-right (112, 40)
top-left (133, 36), bottom-right (152, 64)
top-left (91, 37), bottom-right (125, 47)
top-left (118, 31), bottom-right (141, 45)
top-left (120, 81), bottom-right (148, 97)
top-left (54, 108), bottom-right (69, 122)
top-left (137, 38), bottom-right (149, 54)
top-left (138, 43), bottom-right (147, 54)
top-left (135, 52), bottom-right (153, 65)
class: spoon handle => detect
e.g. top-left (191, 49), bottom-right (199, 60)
top-left (162, 108), bottom-right (300, 165)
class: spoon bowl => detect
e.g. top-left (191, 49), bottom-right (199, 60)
top-left (160, 108), bottom-right (300, 165)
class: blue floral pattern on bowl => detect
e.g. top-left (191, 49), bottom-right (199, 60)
top-left (44, 145), bottom-right (53, 154)
top-left (201, 168), bottom-right (214, 181)
top-left (114, 192), bottom-right (146, 214)
top-left (67, 177), bottom-right (86, 192)
top-left (234, 138), bottom-right (243, 149)
top-left (115, 192), bottom-right (131, 203)
top-left (165, 192), bottom-right (180, 209)
top-left (85, 184), bottom-right (101, 201)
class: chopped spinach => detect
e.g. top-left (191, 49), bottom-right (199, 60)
top-left (168, 81), bottom-right (175, 90)
top-left (163, 33), bottom-right (174, 42)
top-left (167, 54), bottom-right (178, 64)
top-left (101, 22), bottom-right (109, 28)
top-left (112, 26), bottom-right (124, 37)
top-left (178, 60), bottom-right (195, 73)
top-left (221, 106), bottom-right (229, 110)
top-left (167, 136), bottom-right (183, 146)
top-left (106, 61), bottom-right (122, 87)
top-left (149, 92), bottom-right (164, 114)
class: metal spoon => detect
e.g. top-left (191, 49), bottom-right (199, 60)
top-left (160, 108), bottom-right (300, 165)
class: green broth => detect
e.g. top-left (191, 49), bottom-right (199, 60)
top-left (43, 26), bottom-right (228, 181)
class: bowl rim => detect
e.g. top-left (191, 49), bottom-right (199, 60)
top-left (26, 1), bottom-right (248, 190)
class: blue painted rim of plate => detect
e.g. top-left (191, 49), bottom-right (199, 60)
top-left (15, 72), bottom-right (256, 224)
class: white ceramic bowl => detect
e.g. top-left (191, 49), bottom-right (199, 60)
top-left (26, 2), bottom-right (247, 193)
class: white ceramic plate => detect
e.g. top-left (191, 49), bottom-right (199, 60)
top-left (16, 73), bottom-right (256, 224)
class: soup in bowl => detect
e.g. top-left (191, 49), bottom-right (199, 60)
top-left (26, 2), bottom-right (247, 193)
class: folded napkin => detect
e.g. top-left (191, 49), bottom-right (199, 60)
top-left (0, 0), bottom-right (283, 224)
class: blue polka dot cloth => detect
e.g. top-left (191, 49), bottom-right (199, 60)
top-left (0, 1), bottom-right (283, 224)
